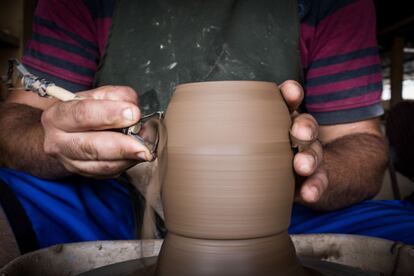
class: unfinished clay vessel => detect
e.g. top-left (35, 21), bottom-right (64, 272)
top-left (155, 232), bottom-right (307, 276)
top-left (162, 81), bottom-right (294, 239)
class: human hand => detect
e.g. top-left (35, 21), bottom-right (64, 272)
top-left (41, 86), bottom-right (153, 178)
top-left (279, 81), bottom-right (328, 205)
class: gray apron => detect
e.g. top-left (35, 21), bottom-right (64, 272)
top-left (94, 0), bottom-right (302, 115)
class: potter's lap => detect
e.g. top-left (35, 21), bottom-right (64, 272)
top-left (289, 201), bottom-right (414, 245)
top-left (0, 168), bottom-right (135, 248)
top-left (1, 167), bottom-right (413, 247)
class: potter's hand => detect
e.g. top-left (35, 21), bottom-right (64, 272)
top-left (279, 81), bottom-right (327, 204)
top-left (41, 86), bottom-right (152, 178)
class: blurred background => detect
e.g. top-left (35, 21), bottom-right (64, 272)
top-left (0, 0), bottom-right (36, 100)
top-left (0, 0), bottom-right (413, 199)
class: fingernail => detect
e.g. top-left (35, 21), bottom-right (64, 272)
top-left (308, 186), bottom-right (319, 201)
top-left (302, 154), bottom-right (315, 172)
top-left (292, 125), bottom-right (312, 141)
top-left (300, 163), bottom-right (312, 174)
top-left (123, 108), bottom-right (134, 121)
top-left (138, 152), bottom-right (148, 160)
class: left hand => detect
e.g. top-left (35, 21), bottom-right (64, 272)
top-left (279, 80), bottom-right (328, 205)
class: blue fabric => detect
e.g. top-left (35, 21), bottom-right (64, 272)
top-left (1, 167), bottom-right (413, 248)
top-left (289, 201), bottom-right (414, 244)
top-left (0, 168), bottom-right (135, 248)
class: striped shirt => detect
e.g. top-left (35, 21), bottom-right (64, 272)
top-left (22, 0), bottom-right (383, 124)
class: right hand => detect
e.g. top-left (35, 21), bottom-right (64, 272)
top-left (41, 86), bottom-right (152, 178)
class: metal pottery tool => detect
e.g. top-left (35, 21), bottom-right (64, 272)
top-left (5, 59), bottom-right (162, 159)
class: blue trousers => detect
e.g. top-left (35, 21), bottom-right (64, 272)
top-left (0, 168), bottom-right (413, 248)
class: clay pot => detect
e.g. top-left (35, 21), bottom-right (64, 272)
top-left (162, 81), bottom-right (294, 239)
top-left (156, 232), bottom-right (307, 276)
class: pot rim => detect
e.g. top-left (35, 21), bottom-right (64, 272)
top-left (176, 80), bottom-right (279, 90)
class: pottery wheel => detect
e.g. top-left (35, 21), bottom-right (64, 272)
top-left (77, 256), bottom-right (377, 276)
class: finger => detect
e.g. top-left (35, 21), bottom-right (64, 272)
top-left (79, 86), bottom-right (139, 105)
top-left (62, 158), bottom-right (137, 178)
top-left (299, 168), bottom-right (329, 203)
top-left (279, 80), bottom-right (304, 112)
top-left (43, 99), bottom-right (141, 132)
top-left (290, 113), bottom-right (318, 143)
top-left (293, 140), bottom-right (323, 176)
top-left (45, 131), bottom-right (153, 161)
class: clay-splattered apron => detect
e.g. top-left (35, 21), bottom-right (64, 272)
top-left (94, 0), bottom-right (301, 115)
top-left (94, 0), bottom-right (301, 238)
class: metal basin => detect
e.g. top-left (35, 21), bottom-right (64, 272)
top-left (1, 234), bottom-right (412, 276)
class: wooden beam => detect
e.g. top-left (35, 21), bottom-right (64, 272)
top-left (390, 36), bottom-right (404, 107)
top-left (380, 14), bottom-right (414, 36)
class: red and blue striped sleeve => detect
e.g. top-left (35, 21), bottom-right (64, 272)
top-left (299, 0), bottom-right (383, 125)
top-left (22, 0), bottom-right (114, 92)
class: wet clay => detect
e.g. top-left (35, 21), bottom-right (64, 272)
top-left (155, 81), bottom-right (308, 276)
top-left (156, 232), bottom-right (308, 276)
top-left (127, 116), bottom-right (167, 238)
top-left (163, 81), bottom-right (295, 239)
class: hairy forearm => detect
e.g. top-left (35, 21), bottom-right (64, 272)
top-left (314, 133), bottom-right (388, 210)
top-left (0, 103), bottom-right (70, 179)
